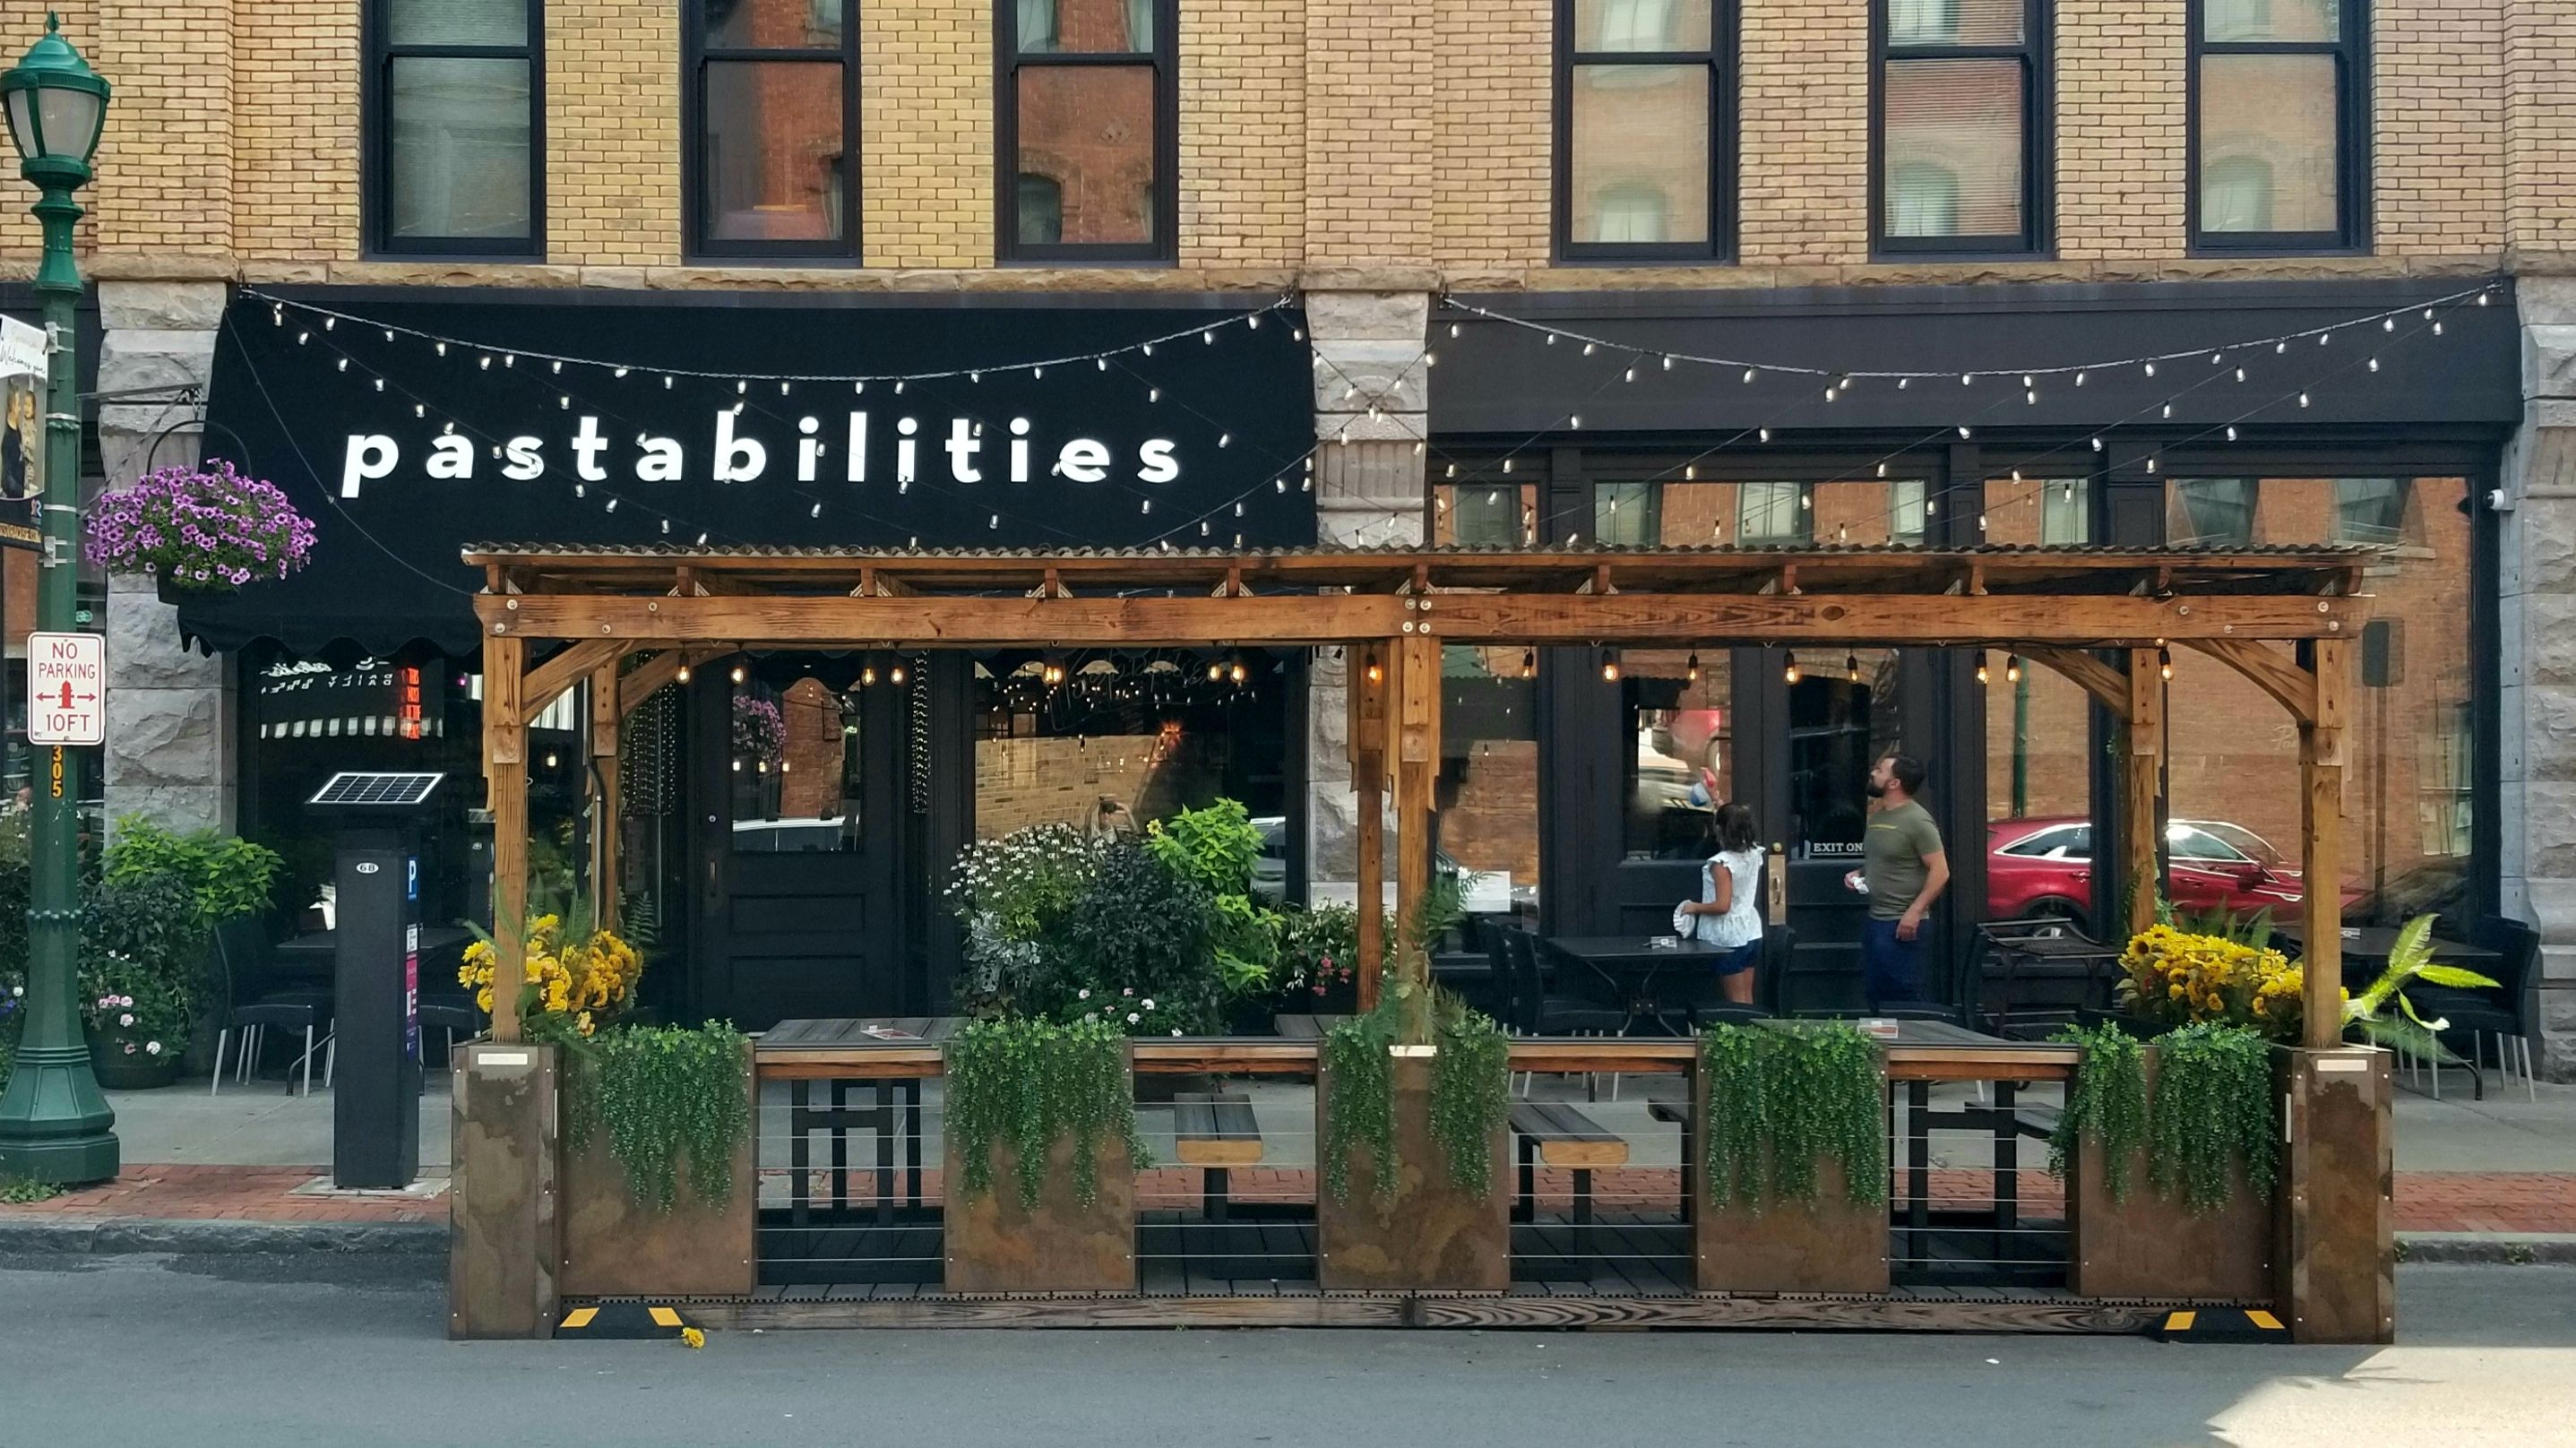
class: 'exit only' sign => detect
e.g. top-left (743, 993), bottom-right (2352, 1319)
top-left (28, 631), bottom-right (104, 746)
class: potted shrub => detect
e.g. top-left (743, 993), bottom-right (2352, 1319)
top-left (101, 817), bottom-right (280, 1073)
top-left (943, 1014), bottom-right (1144, 1293)
top-left (1694, 1021), bottom-right (1891, 1294)
top-left (83, 459), bottom-right (314, 599)
top-left (78, 866), bottom-right (210, 1090)
top-left (1316, 876), bottom-right (1512, 1291)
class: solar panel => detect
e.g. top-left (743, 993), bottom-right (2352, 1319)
top-left (307, 771), bottom-right (446, 808)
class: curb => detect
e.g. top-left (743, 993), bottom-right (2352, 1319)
top-left (2399, 1233), bottom-right (2576, 1265)
top-left (0, 1217), bottom-right (446, 1256)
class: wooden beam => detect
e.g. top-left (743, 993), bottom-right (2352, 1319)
top-left (2021, 647), bottom-right (2128, 712)
top-left (1394, 633), bottom-right (1442, 1034)
top-left (2122, 649), bottom-right (2164, 941)
top-left (522, 639), bottom-right (626, 717)
top-left (2301, 640), bottom-right (2350, 1049)
top-left (1424, 593), bottom-right (2362, 645)
top-left (589, 659), bottom-right (620, 934)
top-left (1351, 643), bottom-right (1389, 1014)
top-left (616, 645), bottom-right (732, 718)
top-left (2182, 638), bottom-right (2319, 726)
top-left (479, 594), bottom-right (1411, 647)
top-left (483, 635), bottom-right (528, 1045)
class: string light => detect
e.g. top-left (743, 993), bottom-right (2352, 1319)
top-left (1364, 649), bottom-right (1384, 687)
top-left (890, 663), bottom-right (908, 686)
top-left (676, 664), bottom-right (693, 684)
top-left (2159, 648), bottom-right (2175, 682)
top-left (1599, 647), bottom-right (1621, 683)
top-left (1521, 650), bottom-right (1537, 679)
top-left (1845, 652), bottom-right (1861, 680)
top-left (2005, 654), bottom-right (2022, 685)
top-left (1684, 651), bottom-right (1700, 683)
top-left (1783, 653), bottom-right (1800, 685)
top-left (1975, 652), bottom-right (1990, 685)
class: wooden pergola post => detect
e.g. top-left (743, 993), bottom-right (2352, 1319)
top-left (1350, 642), bottom-right (1389, 1013)
top-left (1393, 631), bottom-right (1443, 1021)
top-left (588, 659), bottom-right (622, 933)
top-left (2298, 638), bottom-right (2349, 1048)
top-left (2122, 648), bottom-right (2165, 940)
top-left (483, 634), bottom-right (528, 1045)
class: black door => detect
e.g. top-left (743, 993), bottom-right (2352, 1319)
top-left (691, 657), bottom-right (907, 1030)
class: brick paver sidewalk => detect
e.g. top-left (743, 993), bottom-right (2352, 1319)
top-left (0, 1164), bottom-right (444, 1223)
top-left (4, 1163), bottom-right (2570, 1234)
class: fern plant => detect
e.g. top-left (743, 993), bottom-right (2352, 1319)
top-left (2046, 1021), bottom-right (2150, 1202)
top-left (945, 1015), bottom-right (1146, 1211)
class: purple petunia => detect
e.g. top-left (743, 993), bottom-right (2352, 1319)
top-left (82, 459), bottom-right (315, 591)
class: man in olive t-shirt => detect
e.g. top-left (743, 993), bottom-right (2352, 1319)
top-left (1857, 753), bottom-right (1949, 1010)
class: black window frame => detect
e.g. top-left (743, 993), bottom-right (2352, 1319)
top-left (362, 0), bottom-right (547, 259)
top-left (1553, 0), bottom-right (1737, 264)
top-left (683, 0), bottom-right (864, 263)
top-left (995, 0), bottom-right (1180, 266)
top-left (1869, 0), bottom-right (2051, 257)
top-left (2187, 0), bottom-right (2371, 254)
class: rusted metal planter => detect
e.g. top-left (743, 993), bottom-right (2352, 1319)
top-left (2067, 1045), bottom-right (2272, 1302)
top-left (2276, 1045), bottom-right (2394, 1344)
top-left (1316, 1053), bottom-right (1510, 1291)
top-left (1690, 1068), bottom-right (1891, 1295)
top-left (943, 1132), bottom-right (1139, 1294)
top-left (558, 1041), bottom-right (757, 1299)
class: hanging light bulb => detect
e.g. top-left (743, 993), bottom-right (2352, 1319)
top-left (676, 664), bottom-right (693, 685)
top-left (890, 663), bottom-right (908, 685)
top-left (1208, 659), bottom-right (1225, 683)
top-left (1975, 651), bottom-right (1990, 685)
top-left (1521, 649), bottom-right (1537, 679)
top-left (730, 664), bottom-right (746, 685)
top-left (2158, 647), bottom-right (2175, 682)
top-left (1685, 651), bottom-right (1701, 683)
top-left (2005, 654), bottom-right (2023, 684)
top-left (1783, 652), bottom-right (1801, 685)
top-left (1845, 652), bottom-right (1861, 681)
top-left (1229, 656), bottom-right (1249, 685)
top-left (1364, 649), bottom-right (1384, 686)
top-left (544, 751), bottom-right (559, 769)
top-left (1600, 647), bottom-right (1621, 683)
top-left (861, 664), bottom-right (877, 687)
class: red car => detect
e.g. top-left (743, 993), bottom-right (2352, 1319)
top-left (1986, 815), bottom-right (2316, 929)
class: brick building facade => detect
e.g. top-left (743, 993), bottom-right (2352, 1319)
top-left (0, 0), bottom-right (2569, 1057)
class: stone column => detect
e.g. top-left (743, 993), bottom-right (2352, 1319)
top-left (2501, 277), bottom-right (2576, 1078)
top-left (1305, 289), bottom-right (1430, 892)
top-left (96, 280), bottom-right (234, 835)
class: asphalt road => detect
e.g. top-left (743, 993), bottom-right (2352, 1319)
top-left (4, 1257), bottom-right (2574, 1447)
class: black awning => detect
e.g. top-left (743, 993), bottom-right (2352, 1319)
top-left (185, 289), bottom-right (1317, 658)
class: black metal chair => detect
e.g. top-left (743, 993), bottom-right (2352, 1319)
top-left (2418, 915), bottom-right (2539, 1102)
top-left (209, 917), bottom-right (333, 1097)
top-left (1973, 918), bottom-right (2118, 1037)
top-left (1503, 927), bottom-right (1630, 1099)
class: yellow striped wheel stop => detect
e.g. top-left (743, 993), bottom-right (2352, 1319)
top-left (556, 1303), bottom-right (702, 1340)
top-left (2150, 1308), bottom-right (2289, 1343)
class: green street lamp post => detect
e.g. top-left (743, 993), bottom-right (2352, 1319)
top-left (0, 12), bottom-right (114, 1185)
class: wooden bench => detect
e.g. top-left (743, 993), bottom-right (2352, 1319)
top-left (1172, 1091), bottom-right (1262, 1221)
top-left (1509, 1101), bottom-right (1629, 1227)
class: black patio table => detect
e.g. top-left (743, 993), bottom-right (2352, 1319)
top-left (2271, 922), bottom-right (2500, 976)
top-left (272, 924), bottom-right (476, 982)
top-left (1545, 935), bottom-right (1733, 1035)
top-left (759, 1017), bottom-right (961, 1225)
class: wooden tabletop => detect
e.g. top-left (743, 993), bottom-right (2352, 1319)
top-left (762, 1017), bottom-right (961, 1047)
top-left (275, 925), bottom-right (477, 957)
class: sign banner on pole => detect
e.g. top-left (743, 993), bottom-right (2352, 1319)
top-left (0, 315), bottom-right (47, 547)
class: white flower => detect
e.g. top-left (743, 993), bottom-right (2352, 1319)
top-left (145, 1041), bottom-right (162, 1056)
top-left (117, 1013), bottom-right (134, 1028)
top-left (1142, 998), bottom-right (1155, 1011)
top-left (1078, 988), bottom-right (1090, 1000)
top-left (1171, 1028), bottom-right (1183, 1037)
top-left (1126, 1013), bottom-right (1141, 1024)
top-left (1123, 987), bottom-right (1133, 997)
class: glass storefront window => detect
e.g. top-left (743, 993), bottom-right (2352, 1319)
top-left (1619, 647), bottom-right (1730, 860)
top-left (1788, 647), bottom-right (1908, 859)
top-left (2164, 476), bottom-right (2473, 925)
top-left (1442, 644), bottom-right (1539, 915)
top-left (728, 675), bottom-right (859, 852)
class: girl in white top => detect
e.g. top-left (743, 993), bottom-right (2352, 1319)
top-left (1675, 803), bottom-right (1763, 1004)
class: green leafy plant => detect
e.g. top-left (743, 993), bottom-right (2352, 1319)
top-left (104, 817), bottom-right (280, 927)
top-left (2147, 1022), bottom-right (2277, 1214)
top-left (1048, 839), bottom-right (1224, 1033)
top-left (1428, 999), bottom-right (1511, 1199)
top-left (562, 1021), bottom-right (751, 1212)
top-left (2047, 1021), bottom-right (2150, 1202)
top-left (0, 1175), bottom-right (63, 1204)
top-left (1320, 991), bottom-right (1509, 1204)
top-left (945, 1014), bottom-right (1146, 1211)
top-left (79, 950), bottom-right (197, 1064)
top-left (1698, 1021), bottom-right (1888, 1211)
top-left (1320, 1004), bottom-right (1398, 1204)
top-left (1276, 903), bottom-right (1360, 1003)
top-left (2165, 902), bottom-right (2275, 951)
top-left (1146, 799), bottom-right (1282, 1003)
top-left (2341, 913), bottom-right (2504, 1065)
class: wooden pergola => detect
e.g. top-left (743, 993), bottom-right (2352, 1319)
top-left (462, 541), bottom-right (2372, 1048)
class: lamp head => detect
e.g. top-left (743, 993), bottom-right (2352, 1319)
top-left (2, 14), bottom-right (109, 192)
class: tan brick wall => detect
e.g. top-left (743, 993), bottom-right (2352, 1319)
top-left (0, 0), bottom-right (99, 259)
top-left (548, 0), bottom-right (679, 266)
top-left (95, 0), bottom-right (230, 256)
top-left (863, 0), bottom-right (989, 269)
top-left (1180, 0), bottom-right (1304, 267)
top-left (1737, 0), bottom-right (1866, 265)
top-left (1430, 0), bottom-right (1547, 268)
top-left (2376, 0), bottom-right (2506, 256)
top-left (2055, 0), bottom-right (2186, 261)
top-left (231, 0), bottom-right (359, 262)
top-left (1305, 0), bottom-right (1433, 266)
top-left (2506, 0), bottom-right (2576, 260)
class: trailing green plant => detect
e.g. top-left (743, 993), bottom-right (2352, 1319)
top-left (2147, 1022), bottom-right (2278, 1214)
top-left (2047, 1021), bottom-right (2150, 1202)
top-left (944, 1014), bottom-right (1146, 1211)
top-left (0, 1175), bottom-right (62, 1204)
top-left (562, 1021), bottom-right (751, 1212)
top-left (1320, 990), bottom-right (1509, 1204)
top-left (104, 816), bottom-right (280, 927)
top-left (1698, 1021), bottom-right (1888, 1211)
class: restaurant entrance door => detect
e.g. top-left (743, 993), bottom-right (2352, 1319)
top-left (688, 654), bottom-right (938, 1030)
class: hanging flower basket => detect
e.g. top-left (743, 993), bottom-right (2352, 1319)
top-left (83, 459), bottom-right (315, 597)
top-left (730, 694), bottom-right (786, 767)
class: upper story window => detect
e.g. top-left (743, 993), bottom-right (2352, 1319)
top-left (686, 0), bottom-right (859, 261)
top-left (367, 0), bottom-right (543, 255)
top-left (1557, 0), bottom-right (1733, 262)
top-left (1001, 0), bottom-right (1176, 263)
top-left (2191, 0), bottom-right (2366, 250)
top-left (1874, 0), bottom-right (2046, 254)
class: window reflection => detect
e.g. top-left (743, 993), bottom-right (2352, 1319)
top-left (729, 677), bottom-right (860, 852)
top-left (1789, 648), bottom-right (1907, 858)
top-left (1622, 649), bottom-right (1730, 860)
